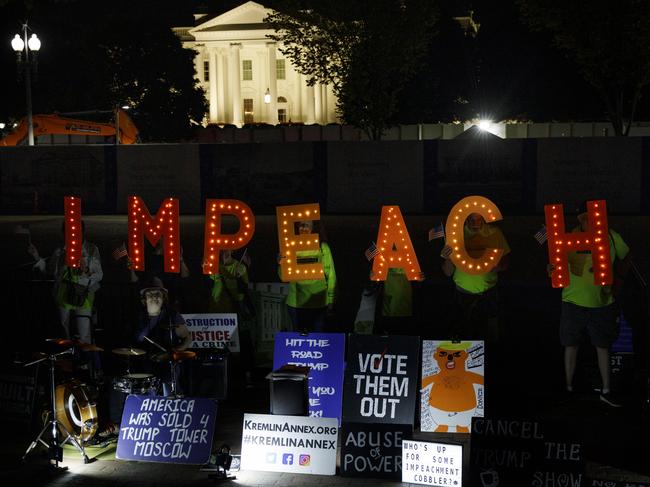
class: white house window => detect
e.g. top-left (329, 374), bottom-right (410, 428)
top-left (277, 96), bottom-right (288, 122)
top-left (243, 98), bottom-right (254, 124)
top-left (276, 59), bottom-right (286, 80)
top-left (242, 60), bottom-right (253, 81)
top-left (203, 61), bottom-right (210, 82)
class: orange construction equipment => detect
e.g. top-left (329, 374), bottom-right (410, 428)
top-left (0, 109), bottom-right (139, 146)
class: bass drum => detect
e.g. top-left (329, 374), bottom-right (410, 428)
top-left (55, 380), bottom-right (98, 443)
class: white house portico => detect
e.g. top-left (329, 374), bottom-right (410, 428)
top-left (173, 1), bottom-right (338, 127)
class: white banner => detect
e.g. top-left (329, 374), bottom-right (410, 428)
top-left (402, 440), bottom-right (463, 486)
top-left (182, 313), bottom-right (240, 352)
top-left (241, 413), bottom-right (338, 475)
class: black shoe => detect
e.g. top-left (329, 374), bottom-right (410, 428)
top-left (599, 392), bottom-right (622, 408)
top-left (98, 422), bottom-right (120, 438)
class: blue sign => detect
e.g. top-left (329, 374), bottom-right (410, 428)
top-left (116, 395), bottom-right (217, 464)
top-left (273, 332), bottom-right (345, 424)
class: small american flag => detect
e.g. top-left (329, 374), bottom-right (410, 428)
top-left (428, 222), bottom-right (445, 241)
top-left (364, 242), bottom-right (380, 261)
top-left (534, 225), bottom-right (547, 245)
top-left (112, 243), bottom-right (128, 260)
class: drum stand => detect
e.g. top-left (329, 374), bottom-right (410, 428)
top-left (144, 335), bottom-right (181, 397)
top-left (23, 349), bottom-right (91, 467)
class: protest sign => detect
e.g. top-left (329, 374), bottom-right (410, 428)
top-left (183, 313), bottom-right (240, 352)
top-left (341, 422), bottom-right (411, 479)
top-left (420, 340), bottom-right (484, 433)
top-left (470, 417), bottom-right (585, 487)
top-left (273, 332), bottom-right (345, 422)
top-left (402, 439), bottom-right (463, 486)
top-left (342, 334), bottom-right (419, 425)
top-left (116, 395), bottom-right (217, 464)
top-left (240, 413), bottom-right (338, 475)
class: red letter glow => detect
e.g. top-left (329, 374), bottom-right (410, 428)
top-left (544, 200), bottom-right (612, 288)
top-left (128, 196), bottom-right (180, 273)
top-left (64, 196), bottom-right (82, 268)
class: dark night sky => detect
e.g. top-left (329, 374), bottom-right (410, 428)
top-left (0, 0), bottom-right (642, 126)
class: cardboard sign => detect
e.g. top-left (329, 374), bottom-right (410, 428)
top-left (273, 332), bottom-right (345, 423)
top-left (420, 340), bottom-right (484, 433)
top-left (183, 313), bottom-right (240, 352)
top-left (341, 423), bottom-right (411, 479)
top-left (342, 334), bottom-right (419, 425)
top-left (402, 439), bottom-right (463, 486)
top-left (116, 395), bottom-right (217, 464)
top-left (240, 413), bottom-right (338, 475)
top-left (0, 371), bottom-right (36, 424)
top-left (470, 417), bottom-right (585, 487)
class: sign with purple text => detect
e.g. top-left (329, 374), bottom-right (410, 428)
top-left (420, 340), bottom-right (484, 433)
top-left (183, 313), bottom-right (240, 352)
top-left (116, 395), bottom-right (217, 464)
top-left (273, 332), bottom-right (345, 423)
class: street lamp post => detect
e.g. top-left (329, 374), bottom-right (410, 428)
top-left (11, 23), bottom-right (41, 146)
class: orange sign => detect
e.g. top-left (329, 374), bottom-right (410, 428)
top-left (445, 196), bottom-right (504, 275)
top-left (202, 199), bottom-right (254, 275)
top-left (371, 205), bottom-right (423, 281)
top-left (276, 203), bottom-right (323, 282)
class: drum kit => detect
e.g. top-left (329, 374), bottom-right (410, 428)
top-left (22, 338), bottom-right (100, 466)
top-left (22, 335), bottom-right (197, 468)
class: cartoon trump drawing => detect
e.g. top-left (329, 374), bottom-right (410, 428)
top-left (421, 341), bottom-right (484, 433)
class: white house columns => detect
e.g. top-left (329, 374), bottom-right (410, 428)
top-left (229, 43), bottom-right (243, 127)
top-left (216, 49), bottom-right (226, 124)
top-left (305, 84), bottom-right (316, 124)
top-left (208, 48), bottom-right (218, 123)
top-left (267, 42), bottom-right (279, 125)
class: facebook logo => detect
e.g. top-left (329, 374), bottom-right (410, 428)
top-left (282, 453), bottom-right (293, 465)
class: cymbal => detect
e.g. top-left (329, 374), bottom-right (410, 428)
top-left (112, 347), bottom-right (146, 356)
top-left (152, 350), bottom-right (196, 363)
top-left (45, 338), bottom-right (74, 348)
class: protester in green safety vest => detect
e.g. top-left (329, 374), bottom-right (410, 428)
top-left (548, 201), bottom-right (631, 407)
top-left (375, 267), bottom-right (414, 335)
top-left (208, 249), bottom-right (250, 313)
top-left (283, 220), bottom-right (336, 332)
top-left (441, 212), bottom-right (510, 343)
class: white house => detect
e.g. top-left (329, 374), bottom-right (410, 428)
top-left (173, 1), bottom-right (338, 127)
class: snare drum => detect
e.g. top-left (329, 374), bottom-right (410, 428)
top-left (112, 373), bottom-right (159, 394)
top-left (55, 380), bottom-right (98, 442)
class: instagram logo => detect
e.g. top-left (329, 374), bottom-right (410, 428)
top-left (299, 454), bottom-right (310, 466)
top-left (282, 453), bottom-right (293, 465)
